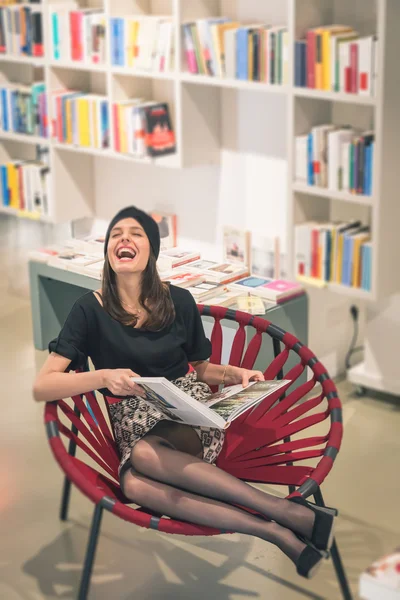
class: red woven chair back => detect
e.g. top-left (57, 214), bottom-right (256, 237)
top-left (44, 304), bottom-right (343, 534)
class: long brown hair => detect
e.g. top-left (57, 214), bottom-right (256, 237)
top-left (101, 251), bottom-right (175, 330)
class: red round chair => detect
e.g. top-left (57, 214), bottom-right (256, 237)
top-left (44, 305), bottom-right (352, 600)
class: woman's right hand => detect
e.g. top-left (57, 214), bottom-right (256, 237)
top-left (101, 369), bottom-right (143, 397)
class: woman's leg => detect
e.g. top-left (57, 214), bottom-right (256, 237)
top-left (122, 467), bottom-right (306, 565)
top-left (130, 425), bottom-right (315, 540)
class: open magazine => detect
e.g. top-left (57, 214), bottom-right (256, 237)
top-left (131, 378), bottom-right (290, 429)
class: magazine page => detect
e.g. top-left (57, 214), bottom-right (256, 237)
top-left (205, 380), bottom-right (290, 423)
top-left (132, 378), bottom-right (227, 428)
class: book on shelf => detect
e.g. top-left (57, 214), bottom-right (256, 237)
top-left (295, 126), bottom-right (374, 196)
top-left (150, 211), bottom-right (177, 251)
top-left (157, 248), bottom-right (200, 271)
top-left (359, 548), bottom-right (400, 600)
top-left (229, 276), bottom-right (304, 303)
top-left (50, 90), bottom-right (109, 149)
top-left (50, 4), bottom-right (106, 65)
top-left (110, 16), bottom-right (174, 72)
top-left (0, 3), bottom-right (43, 57)
top-left (182, 19), bottom-right (289, 85)
top-left (0, 81), bottom-right (48, 138)
top-left (143, 103), bottom-right (176, 157)
top-left (112, 100), bottom-right (175, 158)
top-left (295, 220), bottom-right (372, 291)
top-left (296, 25), bottom-right (378, 96)
top-left (124, 378), bottom-right (289, 429)
top-left (1, 159), bottom-right (49, 215)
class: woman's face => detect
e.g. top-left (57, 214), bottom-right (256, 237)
top-left (107, 217), bottom-right (151, 275)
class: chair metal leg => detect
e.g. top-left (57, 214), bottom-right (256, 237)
top-left (314, 488), bottom-right (353, 600)
top-left (272, 339), bottom-right (296, 496)
top-left (59, 405), bottom-right (81, 522)
top-left (78, 504), bottom-right (103, 600)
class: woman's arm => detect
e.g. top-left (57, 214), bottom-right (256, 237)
top-left (191, 361), bottom-right (264, 388)
top-left (33, 353), bottom-right (140, 402)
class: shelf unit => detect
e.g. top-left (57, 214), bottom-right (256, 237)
top-left (1, 0), bottom-right (399, 304)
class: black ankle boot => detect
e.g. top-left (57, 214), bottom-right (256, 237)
top-left (296, 538), bottom-right (326, 579)
top-left (289, 496), bottom-right (336, 552)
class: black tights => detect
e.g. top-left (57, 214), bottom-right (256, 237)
top-left (121, 422), bottom-right (315, 566)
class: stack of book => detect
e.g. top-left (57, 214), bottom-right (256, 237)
top-left (295, 26), bottom-right (378, 96)
top-left (228, 276), bottom-right (304, 304)
top-left (1, 158), bottom-right (50, 215)
top-left (28, 235), bottom-right (105, 278)
top-left (110, 16), bottom-right (174, 72)
top-left (113, 100), bottom-right (176, 158)
top-left (0, 81), bottom-right (48, 138)
top-left (185, 259), bottom-right (249, 285)
top-left (295, 126), bottom-right (374, 195)
top-left (50, 90), bottom-right (109, 149)
top-left (157, 248), bottom-right (200, 271)
top-left (49, 3), bottom-right (106, 64)
top-left (0, 1), bottom-right (43, 57)
top-left (295, 220), bottom-right (372, 291)
top-left (182, 20), bottom-right (289, 84)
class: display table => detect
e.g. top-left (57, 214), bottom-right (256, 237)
top-left (29, 261), bottom-right (308, 380)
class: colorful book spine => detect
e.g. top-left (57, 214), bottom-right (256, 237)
top-left (295, 221), bottom-right (372, 290)
top-left (1, 159), bottom-right (50, 216)
top-left (0, 82), bottom-right (47, 138)
top-left (297, 27), bottom-right (377, 97)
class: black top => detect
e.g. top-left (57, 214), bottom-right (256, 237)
top-left (49, 285), bottom-right (212, 386)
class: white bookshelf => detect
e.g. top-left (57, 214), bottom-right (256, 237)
top-left (0, 0), bottom-right (399, 303)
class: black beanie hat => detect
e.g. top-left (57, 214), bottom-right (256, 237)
top-left (104, 206), bottom-right (160, 259)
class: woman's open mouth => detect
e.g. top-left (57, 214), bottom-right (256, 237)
top-left (116, 247), bottom-right (137, 262)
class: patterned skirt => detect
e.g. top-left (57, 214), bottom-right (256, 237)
top-left (107, 371), bottom-right (226, 479)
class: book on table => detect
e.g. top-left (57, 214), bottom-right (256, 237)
top-left (129, 378), bottom-right (290, 429)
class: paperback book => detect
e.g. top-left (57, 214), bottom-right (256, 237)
top-left (229, 276), bottom-right (304, 303)
top-left (157, 248), bottom-right (201, 271)
top-left (188, 260), bottom-right (249, 285)
top-left (223, 226), bottom-right (251, 268)
top-left (125, 378), bottom-right (290, 428)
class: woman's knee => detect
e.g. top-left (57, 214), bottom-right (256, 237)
top-left (122, 469), bottom-right (147, 503)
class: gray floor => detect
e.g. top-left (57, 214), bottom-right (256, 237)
top-left (1, 215), bottom-right (399, 600)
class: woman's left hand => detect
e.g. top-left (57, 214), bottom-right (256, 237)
top-left (224, 366), bottom-right (265, 388)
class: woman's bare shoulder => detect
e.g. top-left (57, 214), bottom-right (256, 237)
top-left (93, 290), bottom-right (103, 306)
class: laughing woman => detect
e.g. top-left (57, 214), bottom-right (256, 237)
top-left (33, 206), bottom-right (335, 579)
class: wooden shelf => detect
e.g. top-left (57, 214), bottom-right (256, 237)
top-left (49, 61), bottom-right (107, 72)
top-left (0, 131), bottom-right (49, 145)
top-left (0, 54), bottom-right (44, 66)
top-left (0, 206), bottom-right (51, 222)
top-left (296, 276), bottom-right (373, 300)
top-left (111, 67), bottom-right (175, 80)
top-left (293, 87), bottom-right (376, 106)
top-left (180, 72), bottom-right (288, 93)
top-left (292, 182), bottom-right (374, 206)
top-left (52, 142), bottom-right (180, 168)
